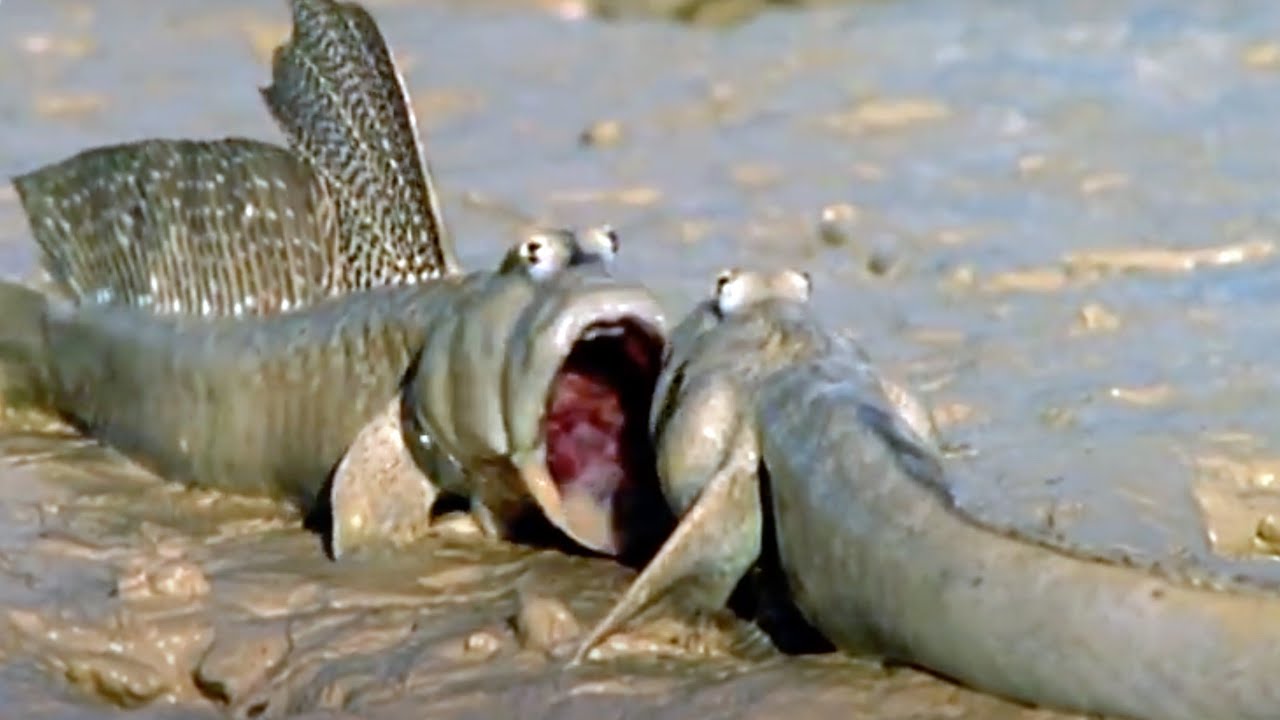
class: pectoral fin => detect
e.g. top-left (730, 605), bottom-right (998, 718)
top-left (329, 399), bottom-right (438, 560)
top-left (876, 375), bottom-right (940, 448)
top-left (570, 426), bottom-right (762, 664)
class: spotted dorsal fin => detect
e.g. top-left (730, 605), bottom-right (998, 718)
top-left (261, 0), bottom-right (458, 286)
top-left (12, 137), bottom-right (340, 316)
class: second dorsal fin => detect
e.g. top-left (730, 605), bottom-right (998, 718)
top-left (13, 137), bottom-right (342, 316)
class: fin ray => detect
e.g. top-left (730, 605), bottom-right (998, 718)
top-left (261, 0), bottom-right (457, 287)
top-left (13, 138), bottom-right (339, 317)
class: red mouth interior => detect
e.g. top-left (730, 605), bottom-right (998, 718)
top-left (545, 319), bottom-right (668, 559)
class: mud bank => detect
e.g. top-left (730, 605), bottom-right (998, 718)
top-left (3, 0), bottom-right (1280, 717)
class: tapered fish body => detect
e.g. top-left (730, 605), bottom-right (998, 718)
top-left (578, 268), bottom-right (1280, 720)
top-left (42, 282), bottom-right (441, 505)
top-left (4, 263), bottom-right (664, 532)
top-left (760, 347), bottom-right (1280, 720)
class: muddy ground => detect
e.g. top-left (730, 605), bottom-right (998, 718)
top-left (3, 0), bottom-right (1280, 717)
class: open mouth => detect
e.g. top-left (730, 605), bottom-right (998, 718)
top-left (545, 318), bottom-right (668, 559)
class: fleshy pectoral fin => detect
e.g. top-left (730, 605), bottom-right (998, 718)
top-left (329, 399), bottom-right (438, 560)
top-left (569, 427), bottom-right (762, 664)
top-left (876, 376), bottom-right (940, 448)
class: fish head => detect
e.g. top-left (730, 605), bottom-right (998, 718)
top-left (653, 267), bottom-right (816, 427)
top-left (500, 224), bottom-right (620, 281)
top-left (409, 239), bottom-right (668, 558)
top-left (648, 267), bottom-right (820, 514)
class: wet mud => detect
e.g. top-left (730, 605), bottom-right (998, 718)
top-left (3, 0), bottom-right (1280, 717)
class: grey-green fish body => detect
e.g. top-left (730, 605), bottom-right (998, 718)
top-left (572, 272), bottom-right (826, 658)
top-left (405, 269), bottom-right (667, 540)
top-left (36, 281), bottom-right (449, 506)
top-left (759, 334), bottom-right (1280, 720)
top-left (1, 262), bottom-right (665, 550)
top-left (578, 268), bottom-right (1280, 720)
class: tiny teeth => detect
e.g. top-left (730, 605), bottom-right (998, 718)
top-left (584, 325), bottom-right (626, 341)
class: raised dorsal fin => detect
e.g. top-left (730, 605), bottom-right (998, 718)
top-left (261, 0), bottom-right (457, 288)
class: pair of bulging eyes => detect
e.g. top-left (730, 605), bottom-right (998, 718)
top-left (517, 225), bottom-right (619, 280)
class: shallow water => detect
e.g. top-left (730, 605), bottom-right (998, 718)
top-left (3, 0), bottom-right (1280, 717)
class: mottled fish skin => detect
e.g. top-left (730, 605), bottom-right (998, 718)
top-left (262, 0), bottom-right (457, 285)
top-left (577, 268), bottom-right (1280, 720)
top-left (13, 138), bottom-right (340, 317)
top-left (14, 137), bottom-right (611, 318)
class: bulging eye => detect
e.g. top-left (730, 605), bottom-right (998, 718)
top-left (789, 270), bottom-right (813, 298)
top-left (601, 225), bottom-right (619, 254)
top-left (523, 240), bottom-right (543, 264)
top-left (715, 268), bottom-right (738, 295)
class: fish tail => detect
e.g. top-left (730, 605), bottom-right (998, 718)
top-left (261, 0), bottom-right (457, 285)
top-left (0, 282), bottom-right (54, 411)
top-left (12, 138), bottom-right (338, 317)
